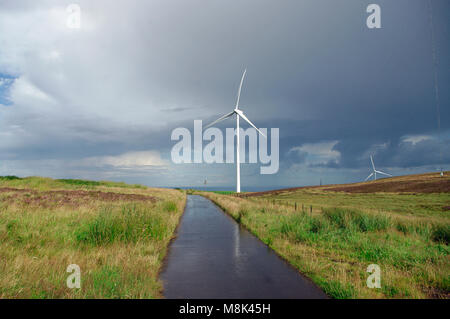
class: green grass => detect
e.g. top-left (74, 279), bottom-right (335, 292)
top-left (57, 179), bottom-right (105, 187)
top-left (431, 224), bottom-right (450, 245)
top-left (188, 189), bottom-right (238, 195)
top-left (260, 190), bottom-right (449, 218)
top-left (0, 176), bottom-right (21, 181)
top-left (317, 279), bottom-right (356, 299)
top-left (0, 176), bottom-right (145, 190)
top-left (75, 204), bottom-right (172, 245)
top-left (162, 201), bottom-right (178, 213)
top-left (211, 191), bottom-right (237, 195)
top-left (322, 207), bottom-right (391, 232)
top-left (57, 178), bottom-right (145, 189)
top-left (90, 266), bottom-right (122, 298)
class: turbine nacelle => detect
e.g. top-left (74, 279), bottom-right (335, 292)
top-left (364, 155), bottom-right (392, 182)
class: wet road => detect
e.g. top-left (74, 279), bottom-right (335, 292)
top-left (161, 195), bottom-right (327, 299)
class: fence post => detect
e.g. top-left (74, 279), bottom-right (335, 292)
top-left (310, 205), bottom-right (312, 216)
top-left (295, 202), bottom-right (297, 211)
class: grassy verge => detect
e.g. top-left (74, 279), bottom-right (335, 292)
top-left (199, 189), bottom-right (449, 299)
top-left (0, 177), bottom-right (186, 298)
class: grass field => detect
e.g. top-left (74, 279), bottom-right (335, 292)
top-left (199, 172), bottom-right (450, 299)
top-left (0, 176), bottom-right (186, 298)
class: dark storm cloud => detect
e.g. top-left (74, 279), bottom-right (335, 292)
top-left (0, 0), bottom-right (448, 187)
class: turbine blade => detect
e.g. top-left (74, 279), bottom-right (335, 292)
top-left (237, 111), bottom-right (266, 138)
top-left (375, 170), bottom-right (392, 177)
top-left (235, 69), bottom-right (247, 109)
top-left (364, 173), bottom-right (374, 181)
top-left (204, 111), bottom-right (235, 129)
top-left (370, 155), bottom-right (375, 170)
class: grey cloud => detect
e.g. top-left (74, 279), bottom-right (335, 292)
top-left (0, 0), bottom-right (449, 188)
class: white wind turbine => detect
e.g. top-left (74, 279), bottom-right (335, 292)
top-left (204, 69), bottom-right (266, 193)
top-left (365, 155), bottom-right (392, 181)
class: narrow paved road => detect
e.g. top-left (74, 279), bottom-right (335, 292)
top-left (161, 195), bottom-right (327, 299)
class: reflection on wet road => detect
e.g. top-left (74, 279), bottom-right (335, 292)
top-left (161, 195), bottom-right (327, 298)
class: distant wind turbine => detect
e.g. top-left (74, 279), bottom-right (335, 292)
top-left (204, 69), bottom-right (266, 193)
top-left (365, 155), bottom-right (392, 181)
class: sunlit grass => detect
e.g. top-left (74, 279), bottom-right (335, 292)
top-left (0, 176), bottom-right (145, 191)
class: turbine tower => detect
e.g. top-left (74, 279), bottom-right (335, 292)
top-left (365, 155), bottom-right (392, 181)
top-left (204, 70), bottom-right (265, 193)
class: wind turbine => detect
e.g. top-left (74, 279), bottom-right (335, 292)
top-left (364, 155), bottom-right (392, 181)
top-left (204, 69), bottom-right (265, 193)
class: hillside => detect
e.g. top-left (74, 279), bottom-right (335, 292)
top-left (243, 171), bottom-right (450, 197)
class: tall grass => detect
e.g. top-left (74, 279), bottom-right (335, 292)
top-left (431, 224), bottom-right (450, 245)
top-left (323, 208), bottom-right (391, 232)
top-left (278, 208), bottom-right (392, 246)
top-left (0, 176), bottom-right (21, 181)
top-left (57, 178), bottom-right (145, 189)
top-left (162, 201), bottom-right (177, 213)
top-left (75, 203), bottom-right (177, 245)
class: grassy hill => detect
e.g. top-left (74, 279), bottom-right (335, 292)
top-left (0, 176), bottom-right (186, 298)
top-left (199, 172), bottom-right (450, 299)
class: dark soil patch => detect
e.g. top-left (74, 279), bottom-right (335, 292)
top-left (0, 187), bottom-right (157, 207)
top-left (243, 173), bottom-right (450, 197)
top-left (425, 286), bottom-right (450, 299)
top-left (325, 179), bottom-right (450, 194)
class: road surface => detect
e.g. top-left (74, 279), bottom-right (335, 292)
top-left (161, 195), bottom-right (327, 298)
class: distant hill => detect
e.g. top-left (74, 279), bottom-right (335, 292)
top-left (244, 171), bottom-right (450, 197)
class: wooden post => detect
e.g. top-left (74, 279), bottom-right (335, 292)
top-left (295, 202), bottom-right (297, 211)
top-left (310, 205), bottom-right (312, 216)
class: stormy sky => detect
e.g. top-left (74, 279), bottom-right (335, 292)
top-left (0, 0), bottom-right (449, 190)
